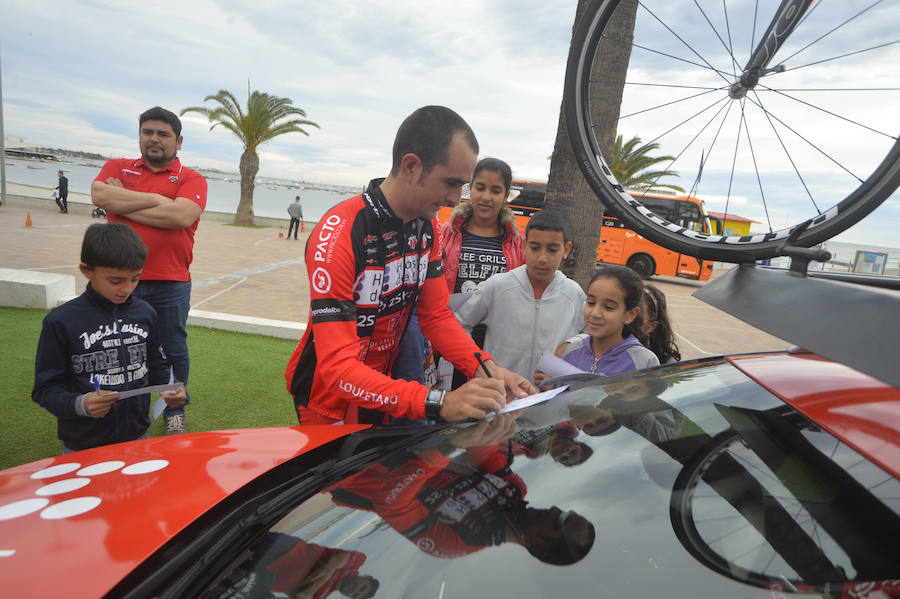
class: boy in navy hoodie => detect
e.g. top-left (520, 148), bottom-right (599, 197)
top-left (32, 222), bottom-right (186, 452)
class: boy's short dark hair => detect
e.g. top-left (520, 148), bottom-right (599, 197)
top-left (140, 106), bottom-right (182, 137)
top-left (81, 223), bottom-right (147, 270)
top-left (390, 106), bottom-right (479, 177)
top-left (526, 209), bottom-right (570, 243)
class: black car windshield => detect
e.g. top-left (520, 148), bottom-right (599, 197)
top-left (202, 359), bottom-right (900, 599)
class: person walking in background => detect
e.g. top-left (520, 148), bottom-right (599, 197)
top-left (287, 195), bottom-right (304, 239)
top-left (90, 106), bottom-right (207, 436)
top-left (55, 170), bottom-right (69, 213)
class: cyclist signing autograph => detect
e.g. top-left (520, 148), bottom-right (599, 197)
top-left (285, 106), bottom-right (535, 425)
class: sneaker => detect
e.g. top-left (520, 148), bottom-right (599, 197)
top-left (165, 414), bottom-right (186, 435)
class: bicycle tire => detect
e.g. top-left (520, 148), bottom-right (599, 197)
top-left (564, 0), bottom-right (900, 262)
top-left (669, 430), bottom-right (844, 590)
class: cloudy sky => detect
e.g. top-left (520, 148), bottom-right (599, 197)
top-left (1, 0), bottom-right (897, 247)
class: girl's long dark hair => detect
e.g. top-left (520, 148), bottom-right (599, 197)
top-left (644, 284), bottom-right (681, 362)
top-left (589, 265), bottom-right (644, 339)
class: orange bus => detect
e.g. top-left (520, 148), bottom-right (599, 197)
top-left (438, 180), bottom-right (715, 281)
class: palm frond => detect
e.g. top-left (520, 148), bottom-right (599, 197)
top-left (610, 134), bottom-right (683, 193)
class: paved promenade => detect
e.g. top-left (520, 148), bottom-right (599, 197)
top-left (0, 193), bottom-right (789, 360)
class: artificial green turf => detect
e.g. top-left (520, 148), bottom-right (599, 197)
top-left (0, 307), bottom-right (300, 471)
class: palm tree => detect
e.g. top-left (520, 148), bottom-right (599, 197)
top-left (181, 90), bottom-right (319, 225)
top-left (610, 134), bottom-right (684, 193)
top-left (544, 0), bottom-right (639, 288)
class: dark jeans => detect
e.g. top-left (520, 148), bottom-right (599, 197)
top-left (390, 313), bottom-right (429, 425)
top-left (287, 218), bottom-right (301, 239)
top-left (132, 280), bottom-right (192, 417)
top-left (55, 192), bottom-right (68, 212)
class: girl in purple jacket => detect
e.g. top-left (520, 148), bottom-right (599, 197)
top-left (562, 266), bottom-right (659, 375)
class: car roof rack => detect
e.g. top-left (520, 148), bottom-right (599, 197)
top-left (694, 243), bottom-right (900, 389)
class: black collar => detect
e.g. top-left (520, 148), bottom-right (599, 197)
top-left (84, 282), bottom-right (133, 313)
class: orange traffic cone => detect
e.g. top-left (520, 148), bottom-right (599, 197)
top-left (25, 212), bottom-right (33, 228)
top-left (278, 226), bottom-right (284, 239)
top-left (300, 221), bottom-right (306, 233)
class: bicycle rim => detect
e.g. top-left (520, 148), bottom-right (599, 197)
top-left (565, 0), bottom-right (900, 262)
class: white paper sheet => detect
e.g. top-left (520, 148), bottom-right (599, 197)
top-left (536, 352), bottom-right (586, 377)
top-left (116, 383), bottom-right (183, 400)
top-left (498, 385), bottom-right (569, 414)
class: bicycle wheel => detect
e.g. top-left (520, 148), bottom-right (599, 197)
top-left (565, 0), bottom-right (900, 262)
top-left (670, 430), bottom-right (848, 590)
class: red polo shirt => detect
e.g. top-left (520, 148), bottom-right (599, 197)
top-left (95, 157), bottom-right (207, 281)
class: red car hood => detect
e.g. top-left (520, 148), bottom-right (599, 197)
top-left (728, 353), bottom-right (900, 480)
top-left (0, 425), bottom-right (365, 598)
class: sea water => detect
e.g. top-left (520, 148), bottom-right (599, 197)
top-left (2, 156), bottom-right (358, 223)
top-left (6, 156), bottom-right (899, 274)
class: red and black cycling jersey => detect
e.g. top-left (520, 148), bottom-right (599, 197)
top-left (331, 446), bottom-right (525, 559)
top-left (285, 179), bottom-right (490, 423)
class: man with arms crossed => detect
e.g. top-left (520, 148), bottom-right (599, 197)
top-left (286, 106), bottom-right (535, 425)
top-left (91, 106), bottom-right (207, 435)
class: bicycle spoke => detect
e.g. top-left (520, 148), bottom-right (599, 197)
top-left (626, 101), bottom-right (731, 196)
top-left (740, 108), bottom-right (774, 233)
top-left (691, 0), bottom-right (742, 75)
top-left (592, 79), bottom-right (725, 91)
top-left (703, 520), bottom-right (756, 546)
top-left (757, 87), bottom-right (900, 92)
top-left (750, 89), bottom-right (819, 214)
top-left (749, 0), bottom-right (760, 58)
top-left (743, 95), bottom-right (865, 183)
top-left (779, 40), bottom-right (900, 75)
top-left (639, 1), bottom-right (735, 87)
top-left (759, 86), bottom-right (895, 140)
top-left (722, 0), bottom-right (736, 76)
top-left (600, 95), bottom-right (728, 145)
top-left (623, 40), bottom-right (735, 78)
top-left (793, 0), bottom-right (824, 33)
top-left (724, 101), bottom-right (745, 221)
top-left (777, 0), bottom-right (885, 66)
top-left (619, 87), bottom-right (725, 120)
top-left (687, 101), bottom-right (737, 199)
top-left (869, 476), bottom-right (897, 490)
top-left (761, 547), bottom-right (781, 575)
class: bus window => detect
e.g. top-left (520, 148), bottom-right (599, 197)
top-left (677, 202), bottom-right (704, 232)
top-left (512, 190), bottom-right (545, 209)
top-left (637, 196), bottom-right (678, 222)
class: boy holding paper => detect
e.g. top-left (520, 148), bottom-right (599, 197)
top-left (32, 222), bottom-right (185, 453)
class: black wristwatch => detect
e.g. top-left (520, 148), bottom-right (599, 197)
top-left (425, 388), bottom-right (446, 422)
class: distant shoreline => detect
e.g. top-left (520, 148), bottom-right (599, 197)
top-left (0, 182), bottom-right (319, 228)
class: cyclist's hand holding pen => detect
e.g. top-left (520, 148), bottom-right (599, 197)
top-left (474, 352), bottom-right (537, 400)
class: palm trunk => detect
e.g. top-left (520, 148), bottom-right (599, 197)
top-left (236, 147), bottom-right (259, 225)
top-left (544, 0), bottom-right (638, 289)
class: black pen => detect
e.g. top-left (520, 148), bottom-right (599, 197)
top-left (475, 352), bottom-right (493, 378)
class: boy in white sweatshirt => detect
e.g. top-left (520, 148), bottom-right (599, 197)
top-left (454, 210), bottom-right (585, 383)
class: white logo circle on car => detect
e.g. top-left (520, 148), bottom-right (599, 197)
top-left (0, 458), bottom-right (172, 551)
